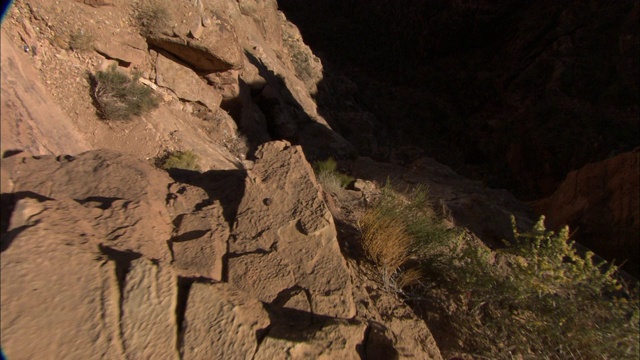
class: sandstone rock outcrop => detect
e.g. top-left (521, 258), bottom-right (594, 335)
top-left (532, 149), bottom-right (640, 276)
top-left (228, 141), bottom-right (355, 318)
top-left (0, 32), bottom-right (91, 156)
top-left (144, 1), bottom-right (243, 72)
top-left (1, 144), bottom-right (442, 359)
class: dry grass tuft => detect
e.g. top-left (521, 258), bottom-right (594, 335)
top-left (359, 205), bottom-right (413, 281)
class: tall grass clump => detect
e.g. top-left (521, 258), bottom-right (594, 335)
top-left (358, 184), bottom-right (455, 289)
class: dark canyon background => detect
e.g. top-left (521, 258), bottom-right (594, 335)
top-left (277, 0), bottom-right (639, 275)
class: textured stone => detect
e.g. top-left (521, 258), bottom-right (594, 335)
top-left (120, 259), bottom-right (179, 359)
top-left (155, 52), bottom-right (222, 111)
top-left (1, 200), bottom-right (123, 360)
top-left (181, 282), bottom-right (270, 360)
top-left (227, 141), bottom-right (356, 318)
top-left (170, 204), bottom-right (229, 280)
top-left (3, 150), bottom-right (175, 260)
top-left (145, 2), bottom-right (243, 71)
top-left (532, 149), bottom-right (640, 276)
top-left (0, 33), bottom-right (91, 156)
top-left (254, 320), bottom-right (367, 360)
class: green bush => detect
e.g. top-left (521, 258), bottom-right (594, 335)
top-left (90, 65), bottom-right (159, 120)
top-left (357, 183), bottom-right (639, 359)
top-left (157, 150), bottom-right (200, 171)
top-left (312, 157), bottom-right (354, 193)
top-left (422, 217), bottom-right (639, 359)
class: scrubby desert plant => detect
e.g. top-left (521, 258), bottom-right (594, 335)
top-left (89, 65), bottom-right (159, 120)
top-left (422, 216), bottom-right (640, 359)
top-left (358, 184), bottom-right (453, 289)
top-left (356, 182), bottom-right (639, 358)
top-left (69, 30), bottom-right (94, 52)
top-left (157, 150), bottom-right (200, 171)
top-left (135, 0), bottom-right (171, 35)
top-left (312, 157), bottom-right (354, 194)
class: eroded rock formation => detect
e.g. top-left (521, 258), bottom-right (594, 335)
top-left (0, 144), bottom-right (442, 359)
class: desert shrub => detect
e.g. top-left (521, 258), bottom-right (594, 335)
top-left (358, 184), bottom-right (454, 289)
top-left (312, 157), bottom-right (354, 193)
top-left (69, 30), bottom-right (94, 52)
top-left (157, 150), bottom-right (200, 171)
top-left (356, 182), bottom-right (639, 358)
top-left (422, 216), bottom-right (640, 359)
top-left (135, 0), bottom-right (171, 35)
top-left (90, 65), bottom-right (159, 120)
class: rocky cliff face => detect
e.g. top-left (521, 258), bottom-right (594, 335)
top-left (0, 0), bottom-right (444, 357)
top-left (0, 144), bottom-right (441, 359)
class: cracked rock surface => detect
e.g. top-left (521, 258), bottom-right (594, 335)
top-left (0, 146), bottom-right (442, 359)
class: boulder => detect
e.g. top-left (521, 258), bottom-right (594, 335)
top-left (155, 52), bottom-right (222, 111)
top-left (94, 32), bottom-right (148, 67)
top-left (228, 141), bottom-right (356, 318)
top-left (144, 2), bottom-right (243, 72)
top-left (1, 199), bottom-right (124, 360)
top-left (120, 259), bottom-right (179, 359)
top-left (2, 150), bottom-right (175, 260)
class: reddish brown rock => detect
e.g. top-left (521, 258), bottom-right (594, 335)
top-left (170, 203), bottom-right (229, 280)
top-left (181, 282), bottom-right (270, 359)
top-left (144, 2), bottom-right (243, 72)
top-left (228, 141), bottom-right (356, 318)
top-left (155, 52), bottom-right (222, 111)
top-left (0, 33), bottom-right (91, 156)
top-left (532, 149), bottom-right (640, 276)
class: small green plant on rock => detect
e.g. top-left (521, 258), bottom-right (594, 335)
top-left (312, 157), bottom-right (354, 194)
top-left (89, 65), bottom-right (159, 121)
top-left (157, 150), bottom-right (200, 171)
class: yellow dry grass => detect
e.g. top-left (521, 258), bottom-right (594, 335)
top-left (359, 205), bottom-right (413, 278)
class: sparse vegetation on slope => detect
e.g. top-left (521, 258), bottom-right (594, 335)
top-left (312, 157), bottom-right (354, 194)
top-left (89, 65), bottom-right (159, 121)
top-left (156, 150), bottom-right (200, 171)
top-left (358, 183), bottom-right (640, 359)
top-left (134, 0), bottom-right (171, 36)
top-left (68, 30), bottom-right (94, 52)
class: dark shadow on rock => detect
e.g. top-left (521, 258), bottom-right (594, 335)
top-left (165, 168), bottom-right (247, 227)
top-left (0, 223), bottom-right (38, 253)
top-left (243, 51), bottom-right (355, 161)
top-left (362, 321), bottom-right (399, 360)
top-left (2, 149), bottom-right (24, 158)
top-left (75, 196), bottom-right (123, 210)
top-left (0, 191), bottom-right (53, 234)
top-left (334, 217), bottom-right (366, 263)
top-left (261, 303), bottom-right (359, 341)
